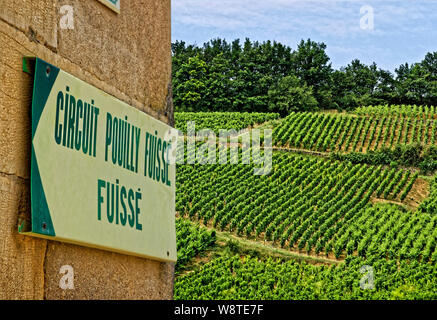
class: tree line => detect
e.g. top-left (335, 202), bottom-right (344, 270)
top-left (172, 38), bottom-right (437, 116)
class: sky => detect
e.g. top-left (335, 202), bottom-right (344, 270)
top-left (172, 0), bottom-right (437, 72)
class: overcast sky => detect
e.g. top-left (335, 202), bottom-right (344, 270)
top-left (172, 0), bottom-right (437, 72)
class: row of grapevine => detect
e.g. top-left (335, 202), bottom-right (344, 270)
top-left (173, 109), bottom-right (436, 301)
top-left (176, 218), bottom-right (216, 271)
top-left (328, 204), bottom-right (437, 260)
top-left (174, 254), bottom-right (437, 300)
top-left (175, 112), bottom-right (280, 134)
top-left (176, 152), bottom-right (418, 259)
top-left (419, 175), bottom-right (437, 214)
top-left (273, 112), bottom-right (437, 152)
top-left (354, 105), bottom-right (437, 119)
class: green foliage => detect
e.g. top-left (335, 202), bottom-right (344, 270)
top-left (267, 75), bottom-right (318, 116)
top-left (174, 112), bottom-right (279, 134)
top-left (176, 218), bottom-right (216, 272)
top-left (173, 109), bottom-right (437, 299)
top-left (290, 39), bottom-right (333, 109)
top-left (174, 254), bottom-right (437, 300)
top-left (173, 55), bottom-right (208, 112)
top-left (172, 106), bottom-right (437, 300)
top-left (332, 144), bottom-right (423, 166)
top-left (274, 108), bottom-right (437, 174)
top-left (395, 59), bottom-right (437, 105)
top-left (331, 60), bottom-right (396, 109)
top-left (177, 152), bottom-right (417, 258)
top-left (332, 143), bottom-right (437, 174)
top-left (389, 161), bottom-right (399, 168)
top-left (354, 104), bottom-right (437, 118)
top-left (172, 38), bottom-right (437, 113)
top-left (173, 38), bottom-right (294, 113)
top-left (419, 175), bottom-right (437, 214)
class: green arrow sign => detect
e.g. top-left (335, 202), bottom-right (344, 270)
top-left (22, 57), bottom-right (176, 262)
top-left (97, 0), bottom-right (120, 13)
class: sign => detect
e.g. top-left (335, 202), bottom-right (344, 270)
top-left (97, 0), bottom-right (120, 13)
top-left (21, 57), bottom-right (176, 262)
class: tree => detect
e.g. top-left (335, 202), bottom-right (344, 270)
top-left (331, 60), bottom-right (396, 108)
top-left (331, 70), bottom-right (359, 110)
top-left (290, 39), bottom-right (333, 109)
top-left (268, 75), bottom-right (318, 116)
top-left (421, 52), bottom-right (437, 80)
top-left (173, 55), bottom-right (208, 112)
top-left (172, 40), bottom-right (202, 77)
top-left (420, 52), bottom-right (437, 105)
top-left (205, 53), bottom-right (233, 111)
top-left (344, 60), bottom-right (378, 96)
top-left (172, 38), bottom-right (437, 113)
top-left (395, 63), bottom-right (430, 105)
top-left (374, 69), bottom-right (396, 104)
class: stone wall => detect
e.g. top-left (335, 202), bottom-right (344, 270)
top-left (0, 0), bottom-right (174, 299)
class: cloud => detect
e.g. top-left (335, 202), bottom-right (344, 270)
top-left (172, 0), bottom-right (437, 70)
top-left (173, 1), bottom-right (357, 36)
top-left (173, 0), bottom-right (437, 36)
top-left (173, 0), bottom-right (437, 37)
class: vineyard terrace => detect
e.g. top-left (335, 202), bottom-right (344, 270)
top-left (170, 121), bottom-right (272, 175)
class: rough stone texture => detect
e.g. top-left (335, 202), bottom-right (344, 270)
top-left (0, 0), bottom-right (174, 299)
top-left (56, 0), bottom-right (172, 119)
top-left (0, 0), bottom-right (58, 49)
top-left (0, 175), bottom-right (47, 300)
top-left (44, 243), bottom-right (174, 300)
top-left (0, 26), bottom-right (34, 179)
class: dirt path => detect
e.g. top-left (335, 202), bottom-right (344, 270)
top-left (404, 177), bottom-right (430, 209)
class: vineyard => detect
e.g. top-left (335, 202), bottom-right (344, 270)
top-left (175, 112), bottom-right (280, 134)
top-left (176, 153), bottom-right (429, 259)
top-left (175, 218), bottom-right (216, 271)
top-left (419, 176), bottom-right (437, 215)
top-left (273, 112), bottom-right (437, 152)
top-left (175, 254), bottom-right (437, 300)
top-left (354, 105), bottom-right (437, 119)
top-left (173, 106), bottom-right (437, 300)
